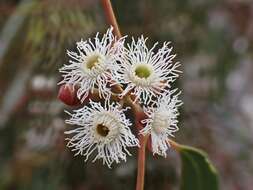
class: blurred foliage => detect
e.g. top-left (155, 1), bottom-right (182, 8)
top-left (112, 0), bottom-right (240, 100)
top-left (24, 0), bottom-right (95, 71)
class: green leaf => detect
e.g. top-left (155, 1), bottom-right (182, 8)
top-left (179, 145), bottom-right (219, 190)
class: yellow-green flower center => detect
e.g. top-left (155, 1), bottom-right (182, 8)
top-left (96, 124), bottom-right (110, 137)
top-left (86, 55), bottom-right (100, 69)
top-left (135, 64), bottom-right (152, 79)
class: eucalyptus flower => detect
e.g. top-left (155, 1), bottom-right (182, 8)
top-left (140, 90), bottom-right (182, 157)
top-left (59, 27), bottom-right (125, 102)
top-left (114, 36), bottom-right (181, 104)
top-left (65, 100), bottom-right (139, 167)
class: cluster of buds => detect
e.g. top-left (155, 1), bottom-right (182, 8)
top-left (58, 27), bottom-right (182, 167)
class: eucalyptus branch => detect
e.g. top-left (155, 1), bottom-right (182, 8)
top-left (100, 1), bottom-right (147, 190)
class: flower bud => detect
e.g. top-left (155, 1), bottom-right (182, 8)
top-left (58, 84), bottom-right (80, 106)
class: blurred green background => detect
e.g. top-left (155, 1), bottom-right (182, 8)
top-left (0, 0), bottom-right (253, 189)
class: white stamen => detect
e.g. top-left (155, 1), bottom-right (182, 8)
top-left (114, 36), bottom-right (181, 104)
top-left (140, 90), bottom-right (182, 157)
top-left (65, 100), bottom-right (139, 168)
top-left (59, 27), bottom-right (126, 102)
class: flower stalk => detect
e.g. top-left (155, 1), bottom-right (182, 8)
top-left (101, 0), bottom-right (122, 38)
top-left (136, 134), bottom-right (148, 190)
top-left (101, 1), bottom-right (147, 189)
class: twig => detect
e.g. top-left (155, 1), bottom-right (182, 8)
top-left (100, 1), bottom-right (147, 190)
top-left (101, 0), bottom-right (122, 38)
top-left (136, 135), bottom-right (148, 190)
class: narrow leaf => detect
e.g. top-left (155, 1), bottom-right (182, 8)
top-left (179, 145), bottom-right (219, 190)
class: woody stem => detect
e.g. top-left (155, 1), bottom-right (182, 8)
top-left (101, 1), bottom-right (147, 190)
top-left (101, 0), bottom-right (122, 38)
top-left (136, 135), bottom-right (148, 190)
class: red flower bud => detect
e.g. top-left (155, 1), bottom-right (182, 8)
top-left (57, 84), bottom-right (81, 106)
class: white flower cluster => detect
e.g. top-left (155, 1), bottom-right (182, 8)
top-left (59, 27), bottom-right (182, 167)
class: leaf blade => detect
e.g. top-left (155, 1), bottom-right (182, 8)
top-left (179, 145), bottom-right (219, 190)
